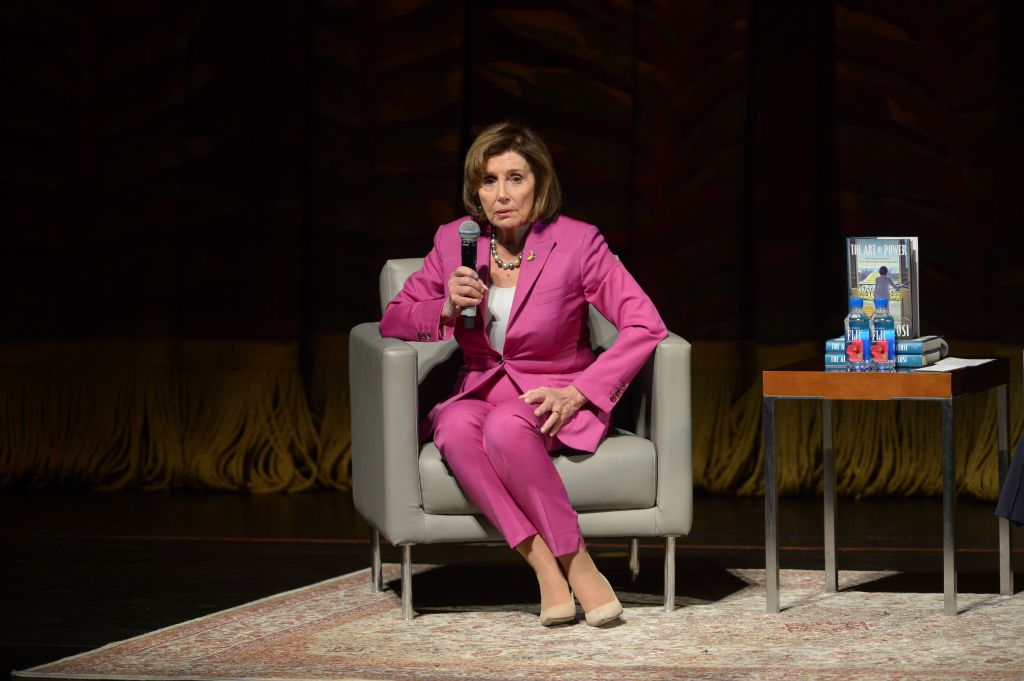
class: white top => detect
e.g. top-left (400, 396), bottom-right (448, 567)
top-left (486, 286), bottom-right (516, 353)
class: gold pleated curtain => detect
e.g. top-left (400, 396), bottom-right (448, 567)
top-left (0, 336), bottom-right (351, 492)
top-left (1, 337), bottom-right (1019, 499)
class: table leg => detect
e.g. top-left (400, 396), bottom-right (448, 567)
top-left (822, 399), bottom-right (837, 593)
top-left (997, 384), bottom-right (1014, 596)
top-left (764, 396), bottom-right (780, 613)
top-left (941, 398), bottom-right (957, 615)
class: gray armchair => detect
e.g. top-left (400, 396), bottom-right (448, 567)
top-left (350, 258), bottom-right (693, 619)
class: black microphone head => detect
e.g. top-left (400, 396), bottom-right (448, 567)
top-left (458, 220), bottom-right (480, 241)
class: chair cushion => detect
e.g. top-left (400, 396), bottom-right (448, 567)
top-left (419, 429), bottom-right (657, 515)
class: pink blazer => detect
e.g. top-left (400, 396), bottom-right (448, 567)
top-left (379, 215), bottom-right (668, 453)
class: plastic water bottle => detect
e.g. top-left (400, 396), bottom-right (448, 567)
top-left (844, 297), bottom-right (870, 372)
top-left (870, 298), bottom-right (896, 371)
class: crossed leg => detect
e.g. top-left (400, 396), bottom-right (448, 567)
top-left (432, 383), bottom-right (618, 622)
top-left (433, 396), bottom-right (572, 611)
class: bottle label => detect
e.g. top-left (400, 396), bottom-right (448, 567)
top-left (870, 327), bottom-right (895, 361)
top-left (845, 329), bottom-right (868, 363)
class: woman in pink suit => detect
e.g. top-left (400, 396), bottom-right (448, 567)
top-left (380, 121), bottom-right (667, 627)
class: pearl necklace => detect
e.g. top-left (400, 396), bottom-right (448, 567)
top-left (490, 236), bottom-right (524, 270)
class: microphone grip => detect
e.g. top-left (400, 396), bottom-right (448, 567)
top-left (460, 239), bottom-right (477, 329)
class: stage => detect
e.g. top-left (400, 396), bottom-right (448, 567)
top-left (3, 489), bottom-right (1021, 679)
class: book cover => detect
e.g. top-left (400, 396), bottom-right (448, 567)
top-left (895, 349), bottom-right (942, 367)
top-left (824, 351), bottom-right (941, 368)
top-left (825, 336), bottom-right (845, 352)
top-left (895, 335), bottom-right (948, 357)
top-left (825, 352), bottom-right (847, 365)
top-left (846, 237), bottom-right (919, 339)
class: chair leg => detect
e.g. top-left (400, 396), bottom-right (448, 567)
top-left (400, 544), bottom-right (415, 620)
top-left (629, 538), bottom-right (640, 583)
top-left (370, 527), bottom-right (383, 593)
top-left (663, 536), bottom-right (677, 612)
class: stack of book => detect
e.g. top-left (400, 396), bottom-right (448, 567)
top-left (824, 338), bottom-right (851, 369)
top-left (825, 335), bottom-right (949, 369)
top-left (895, 335), bottom-right (949, 366)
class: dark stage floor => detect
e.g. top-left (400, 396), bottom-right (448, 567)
top-left (2, 489), bottom-right (1021, 679)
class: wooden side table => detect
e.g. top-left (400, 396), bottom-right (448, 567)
top-left (761, 357), bottom-right (1014, 615)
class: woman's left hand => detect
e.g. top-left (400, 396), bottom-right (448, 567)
top-left (521, 385), bottom-right (589, 437)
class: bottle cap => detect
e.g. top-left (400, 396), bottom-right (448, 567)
top-left (848, 297), bottom-right (863, 308)
top-left (874, 298), bottom-right (889, 309)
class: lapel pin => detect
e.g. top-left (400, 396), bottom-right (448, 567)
top-left (526, 250), bottom-right (536, 262)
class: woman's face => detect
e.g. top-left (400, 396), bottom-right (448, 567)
top-left (478, 151), bottom-right (535, 235)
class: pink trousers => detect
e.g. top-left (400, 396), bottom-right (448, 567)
top-left (432, 373), bottom-right (583, 556)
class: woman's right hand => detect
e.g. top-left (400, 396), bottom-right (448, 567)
top-left (442, 266), bottom-right (488, 321)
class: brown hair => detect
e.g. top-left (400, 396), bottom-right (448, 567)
top-left (462, 121), bottom-right (562, 224)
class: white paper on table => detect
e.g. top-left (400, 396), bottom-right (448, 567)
top-left (914, 357), bottom-right (995, 372)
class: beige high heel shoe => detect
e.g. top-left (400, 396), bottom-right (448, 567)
top-left (583, 573), bottom-right (623, 627)
top-left (537, 574), bottom-right (577, 626)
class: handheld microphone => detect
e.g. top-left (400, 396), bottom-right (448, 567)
top-left (457, 220), bottom-right (481, 328)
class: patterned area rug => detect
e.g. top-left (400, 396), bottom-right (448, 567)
top-left (15, 565), bottom-right (1024, 681)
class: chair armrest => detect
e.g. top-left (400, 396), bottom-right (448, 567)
top-left (349, 322), bottom-right (425, 542)
top-left (650, 332), bottom-right (693, 536)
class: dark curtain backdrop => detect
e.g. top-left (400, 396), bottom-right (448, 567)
top-left (2, 0), bottom-right (1021, 493)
